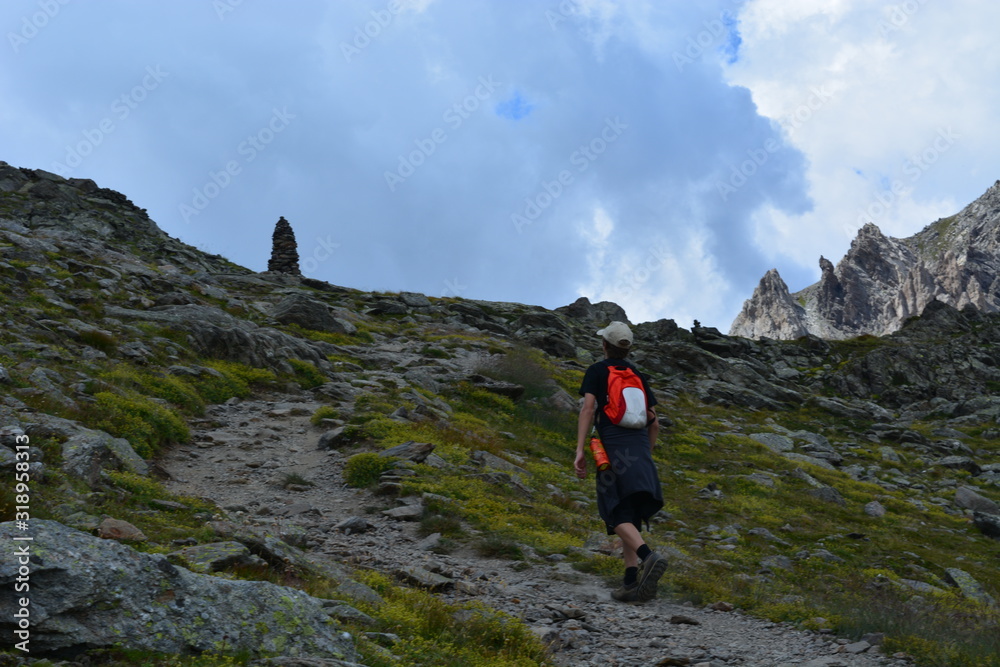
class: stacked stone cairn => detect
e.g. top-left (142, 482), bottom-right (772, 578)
top-left (267, 216), bottom-right (301, 275)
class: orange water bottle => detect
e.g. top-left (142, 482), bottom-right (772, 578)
top-left (589, 435), bottom-right (610, 471)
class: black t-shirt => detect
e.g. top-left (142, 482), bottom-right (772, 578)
top-left (579, 358), bottom-right (657, 433)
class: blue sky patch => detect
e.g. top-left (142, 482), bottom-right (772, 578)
top-left (495, 92), bottom-right (535, 120)
top-left (720, 13), bottom-right (742, 64)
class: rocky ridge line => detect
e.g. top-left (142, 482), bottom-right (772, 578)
top-left (731, 179), bottom-right (1000, 340)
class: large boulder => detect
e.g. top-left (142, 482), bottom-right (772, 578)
top-left (61, 428), bottom-right (149, 483)
top-left (973, 512), bottom-right (1000, 540)
top-left (0, 521), bottom-right (357, 659)
top-left (271, 293), bottom-right (355, 335)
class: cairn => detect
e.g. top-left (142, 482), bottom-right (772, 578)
top-left (267, 216), bottom-right (301, 275)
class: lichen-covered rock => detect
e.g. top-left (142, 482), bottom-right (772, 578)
top-left (943, 567), bottom-right (997, 607)
top-left (0, 520), bottom-right (357, 659)
top-left (61, 427), bottom-right (148, 484)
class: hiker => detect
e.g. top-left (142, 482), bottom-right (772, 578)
top-left (575, 321), bottom-right (667, 602)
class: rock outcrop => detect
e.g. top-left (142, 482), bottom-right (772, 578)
top-left (0, 520), bottom-right (358, 660)
top-left (732, 180), bottom-right (1000, 339)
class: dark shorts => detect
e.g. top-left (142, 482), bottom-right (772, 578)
top-left (605, 491), bottom-right (659, 535)
top-left (595, 434), bottom-right (664, 535)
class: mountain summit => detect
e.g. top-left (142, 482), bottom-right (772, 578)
top-left (731, 179), bottom-right (1000, 339)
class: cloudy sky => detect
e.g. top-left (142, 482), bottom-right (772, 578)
top-left (2, 0), bottom-right (999, 330)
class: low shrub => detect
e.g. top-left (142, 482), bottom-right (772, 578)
top-left (343, 452), bottom-right (397, 488)
top-left (90, 391), bottom-right (189, 458)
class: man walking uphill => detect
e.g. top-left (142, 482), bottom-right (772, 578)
top-left (575, 321), bottom-right (667, 602)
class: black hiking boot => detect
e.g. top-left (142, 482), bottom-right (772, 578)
top-left (636, 551), bottom-right (667, 601)
top-left (611, 582), bottom-right (639, 602)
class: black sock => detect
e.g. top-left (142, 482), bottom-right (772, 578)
top-left (624, 566), bottom-right (638, 586)
top-left (637, 544), bottom-right (652, 561)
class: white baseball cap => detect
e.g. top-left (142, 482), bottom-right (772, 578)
top-left (597, 321), bottom-right (633, 348)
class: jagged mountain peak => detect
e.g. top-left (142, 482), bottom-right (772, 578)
top-left (732, 179), bottom-right (1000, 339)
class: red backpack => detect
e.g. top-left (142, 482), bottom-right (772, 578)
top-left (603, 365), bottom-right (648, 429)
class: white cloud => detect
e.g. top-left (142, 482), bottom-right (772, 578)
top-left (727, 0), bottom-right (1000, 288)
top-left (578, 226), bottom-right (730, 327)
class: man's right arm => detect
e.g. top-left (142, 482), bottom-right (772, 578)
top-left (575, 393), bottom-right (596, 479)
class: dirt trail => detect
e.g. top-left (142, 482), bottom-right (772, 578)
top-left (159, 395), bottom-right (909, 667)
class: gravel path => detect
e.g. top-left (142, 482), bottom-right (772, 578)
top-left (159, 396), bottom-right (913, 667)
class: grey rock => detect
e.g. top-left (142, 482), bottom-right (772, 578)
top-left (399, 292), bottom-right (432, 308)
top-left (864, 501), bottom-right (887, 518)
top-left (954, 486), bottom-right (999, 514)
top-left (0, 520), bottom-right (356, 659)
top-left (382, 504), bottom-right (423, 520)
top-left (898, 578), bottom-right (946, 595)
top-left (379, 440), bottom-right (435, 462)
top-left (943, 568), bottom-right (997, 606)
top-left (415, 532), bottom-right (442, 551)
top-left (322, 602), bottom-right (377, 627)
top-left (879, 446), bottom-right (901, 463)
top-left (741, 473), bottom-right (776, 487)
top-left (936, 456), bottom-right (981, 475)
top-left (336, 579), bottom-right (384, 608)
top-left (317, 426), bottom-right (350, 450)
top-left (973, 512), bottom-right (1000, 539)
top-left (783, 452), bottom-right (837, 470)
top-left (467, 374), bottom-right (525, 401)
top-left (168, 541), bottom-right (256, 573)
top-left (749, 432), bottom-right (794, 452)
top-left (61, 428), bottom-right (148, 485)
top-left (808, 486), bottom-right (847, 506)
top-left (844, 641), bottom-right (871, 654)
top-left (271, 293), bottom-right (354, 335)
top-left (394, 565), bottom-right (454, 591)
top-left (760, 555), bottom-right (794, 571)
top-left (472, 449), bottom-right (530, 476)
top-left (335, 516), bottom-right (372, 534)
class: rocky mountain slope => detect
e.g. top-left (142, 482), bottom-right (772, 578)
top-left (1, 161), bottom-right (999, 667)
top-left (730, 180), bottom-right (1000, 340)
